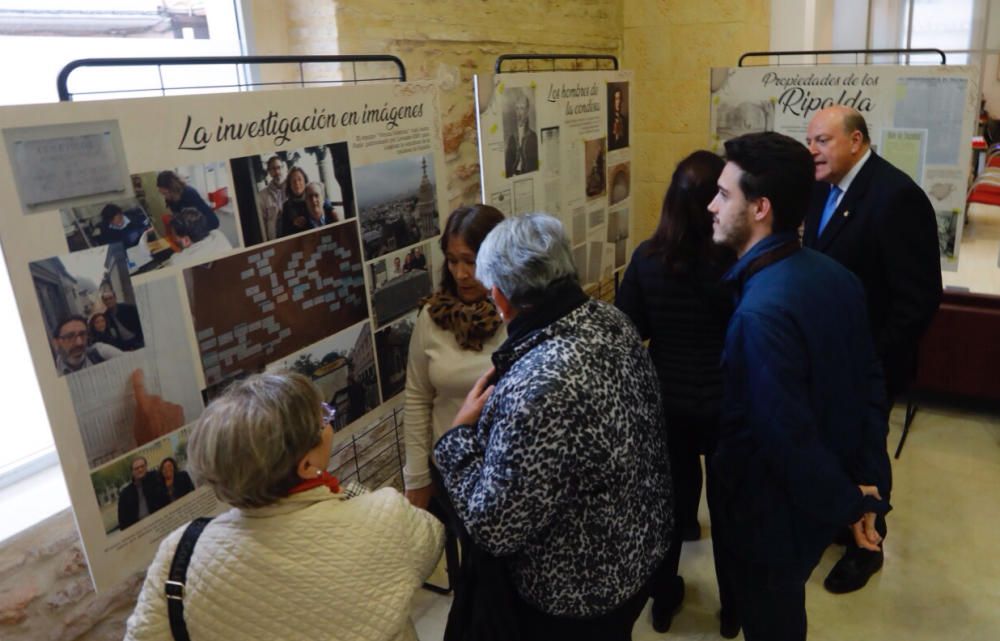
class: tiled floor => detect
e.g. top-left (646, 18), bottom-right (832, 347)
top-left (410, 401), bottom-right (1000, 640)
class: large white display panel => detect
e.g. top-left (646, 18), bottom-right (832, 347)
top-left (709, 65), bottom-right (979, 271)
top-left (475, 70), bottom-right (635, 286)
top-left (0, 82), bottom-right (448, 590)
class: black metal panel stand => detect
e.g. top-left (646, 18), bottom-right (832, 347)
top-left (57, 54), bottom-right (406, 101)
top-left (495, 53), bottom-right (618, 74)
top-left (738, 48), bottom-right (947, 67)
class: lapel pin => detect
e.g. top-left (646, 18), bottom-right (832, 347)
top-left (843, 210), bottom-right (850, 217)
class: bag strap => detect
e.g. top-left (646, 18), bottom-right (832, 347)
top-left (166, 516), bottom-right (213, 641)
top-left (737, 239), bottom-right (801, 292)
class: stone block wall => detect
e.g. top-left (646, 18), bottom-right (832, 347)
top-left (0, 510), bottom-right (142, 641)
top-left (623, 0), bottom-right (770, 240)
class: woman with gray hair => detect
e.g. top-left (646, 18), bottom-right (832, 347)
top-left (435, 213), bottom-right (673, 641)
top-left (125, 372), bottom-right (443, 641)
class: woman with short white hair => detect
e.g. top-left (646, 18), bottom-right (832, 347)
top-left (435, 213), bottom-right (673, 641)
top-left (125, 372), bottom-right (443, 641)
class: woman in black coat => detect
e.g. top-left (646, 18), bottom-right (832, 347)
top-left (615, 150), bottom-right (739, 638)
top-left (159, 456), bottom-right (195, 503)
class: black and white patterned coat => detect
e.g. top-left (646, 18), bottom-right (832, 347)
top-left (435, 299), bottom-right (673, 618)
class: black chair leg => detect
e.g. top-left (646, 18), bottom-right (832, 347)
top-left (894, 393), bottom-right (918, 459)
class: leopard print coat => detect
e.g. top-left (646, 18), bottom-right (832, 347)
top-left (435, 299), bottom-right (673, 617)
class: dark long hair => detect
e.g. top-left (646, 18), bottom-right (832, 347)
top-left (439, 204), bottom-right (506, 296)
top-left (156, 170), bottom-right (186, 201)
top-left (285, 167), bottom-right (309, 200)
top-left (646, 150), bottom-right (728, 274)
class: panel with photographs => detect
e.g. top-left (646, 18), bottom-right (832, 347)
top-left (476, 70), bottom-right (635, 288)
top-left (0, 81), bottom-right (454, 590)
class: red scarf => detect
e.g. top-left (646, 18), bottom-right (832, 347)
top-left (288, 470), bottom-right (341, 496)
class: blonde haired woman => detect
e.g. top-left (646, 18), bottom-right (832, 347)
top-left (126, 372), bottom-right (443, 641)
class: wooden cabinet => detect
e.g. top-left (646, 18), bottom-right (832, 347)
top-left (914, 291), bottom-right (1000, 400)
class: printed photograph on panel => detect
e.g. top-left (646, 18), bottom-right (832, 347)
top-left (572, 244), bottom-right (587, 280)
top-left (587, 240), bottom-right (603, 285)
top-left (607, 82), bottom-right (630, 151)
top-left (31, 244), bottom-right (144, 377)
top-left (355, 154), bottom-right (439, 261)
top-left (375, 312), bottom-right (416, 402)
top-left (129, 162), bottom-right (240, 271)
top-left (3, 120), bottom-right (131, 214)
top-left (714, 100), bottom-right (775, 140)
top-left (67, 277), bottom-right (204, 468)
top-left (368, 241), bottom-right (434, 328)
top-left (584, 137), bottom-right (607, 200)
top-left (90, 427), bottom-right (195, 534)
top-left (936, 210), bottom-right (958, 258)
top-left (572, 207), bottom-right (586, 246)
top-left (609, 161), bottom-right (631, 206)
top-left (608, 207), bottom-right (630, 269)
top-left (270, 320), bottom-right (381, 431)
top-left (503, 86), bottom-right (539, 177)
top-left (185, 225), bottom-right (368, 388)
top-left (229, 143), bottom-right (355, 246)
top-left (60, 197), bottom-right (166, 275)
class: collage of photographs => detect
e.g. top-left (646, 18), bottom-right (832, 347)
top-left (486, 75), bottom-right (633, 285)
top-left (10, 118), bottom-right (444, 539)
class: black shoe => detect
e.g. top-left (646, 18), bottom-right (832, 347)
top-left (651, 576), bottom-right (684, 633)
top-left (682, 521), bottom-right (701, 542)
top-left (824, 547), bottom-right (884, 594)
top-left (719, 609), bottom-right (741, 639)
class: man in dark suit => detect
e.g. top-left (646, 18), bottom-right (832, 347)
top-left (504, 92), bottom-right (538, 176)
top-left (117, 456), bottom-right (169, 530)
top-left (100, 283), bottom-right (144, 350)
top-left (804, 105), bottom-right (942, 594)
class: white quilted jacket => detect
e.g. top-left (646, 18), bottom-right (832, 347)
top-left (124, 486), bottom-right (444, 641)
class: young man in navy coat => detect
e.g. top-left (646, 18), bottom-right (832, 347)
top-left (709, 132), bottom-right (891, 641)
top-left (804, 106), bottom-right (942, 594)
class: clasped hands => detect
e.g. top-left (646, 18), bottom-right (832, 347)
top-left (853, 484), bottom-right (884, 552)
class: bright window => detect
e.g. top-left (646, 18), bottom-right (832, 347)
top-left (0, 0), bottom-right (244, 491)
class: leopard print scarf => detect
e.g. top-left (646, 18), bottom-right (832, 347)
top-left (421, 291), bottom-right (502, 351)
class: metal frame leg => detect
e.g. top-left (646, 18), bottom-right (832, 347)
top-left (894, 392), bottom-right (918, 459)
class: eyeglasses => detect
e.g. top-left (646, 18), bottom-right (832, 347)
top-left (321, 402), bottom-right (336, 426)
top-left (57, 331), bottom-right (88, 341)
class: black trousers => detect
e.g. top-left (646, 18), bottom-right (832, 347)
top-left (515, 585), bottom-right (649, 641)
top-left (725, 552), bottom-right (807, 641)
top-left (651, 413), bottom-right (737, 620)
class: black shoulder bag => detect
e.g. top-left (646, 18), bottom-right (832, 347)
top-left (165, 517), bottom-right (214, 641)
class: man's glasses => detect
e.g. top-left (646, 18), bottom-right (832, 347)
top-left (57, 331), bottom-right (88, 341)
top-left (321, 402), bottom-right (336, 427)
